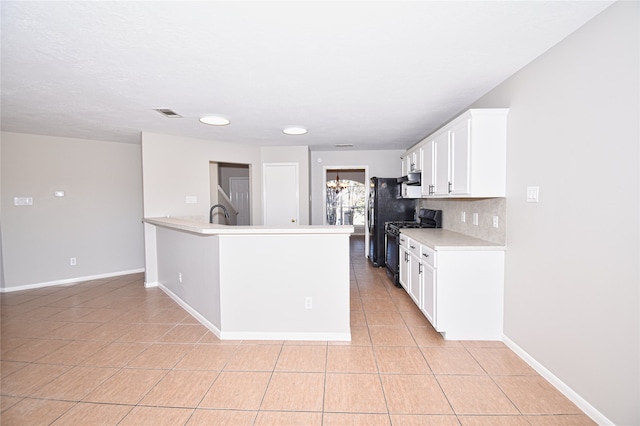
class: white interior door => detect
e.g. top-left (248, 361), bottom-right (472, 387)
top-left (229, 177), bottom-right (250, 225)
top-left (263, 163), bottom-right (299, 226)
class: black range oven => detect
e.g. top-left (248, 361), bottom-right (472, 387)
top-left (385, 209), bottom-right (442, 286)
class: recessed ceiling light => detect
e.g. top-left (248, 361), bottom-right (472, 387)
top-left (283, 126), bottom-right (308, 135)
top-left (200, 115), bottom-right (230, 126)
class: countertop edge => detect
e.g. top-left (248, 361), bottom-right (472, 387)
top-left (400, 228), bottom-right (506, 251)
top-left (143, 217), bottom-right (355, 235)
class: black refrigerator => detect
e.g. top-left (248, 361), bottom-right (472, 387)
top-left (368, 177), bottom-right (416, 267)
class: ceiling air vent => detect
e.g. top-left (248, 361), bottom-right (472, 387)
top-left (153, 108), bottom-right (183, 118)
top-left (335, 144), bottom-right (354, 148)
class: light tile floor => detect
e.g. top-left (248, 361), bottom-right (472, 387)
top-left (1, 236), bottom-right (595, 425)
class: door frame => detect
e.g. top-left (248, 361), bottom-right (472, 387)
top-left (322, 165), bottom-right (369, 252)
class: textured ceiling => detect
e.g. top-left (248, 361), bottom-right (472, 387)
top-left (0, 1), bottom-right (614, 151)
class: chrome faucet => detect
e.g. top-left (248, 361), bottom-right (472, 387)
top-left (209, 204), bottom-right (230, 223)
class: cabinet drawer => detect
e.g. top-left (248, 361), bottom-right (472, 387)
top-left (408, 239), bottom-right (421, 257)
top-left (399, 234), bottom-right (410, 249)
top-left (420, 245), bottom-right (436, 268)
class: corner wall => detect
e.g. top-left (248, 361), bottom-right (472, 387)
top-left (141, 132), bottom-right (263, 223)
top-left (471, 2), bottom-right (638, 424)
top-left (1, 132), bottom-right (144, 289)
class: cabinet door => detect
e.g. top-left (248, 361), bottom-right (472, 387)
top-left (433, 131), bottom-right (450, 195)
top-left (405, 154), bottom-right (413, 173)
top-left (421, 140), bottom-right (435, 196)
top-left (416, 148), bottom-right (423, 172)
top-left (398, 245), bottom-right (410, 290)
top-left (408, 253), bottom-right (421, 306)
top-left (421, 262), bottom-right (436, 328)
top-left (449, 118), bottom-right (471, 195)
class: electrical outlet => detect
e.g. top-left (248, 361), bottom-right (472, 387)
top-left (472, 213), bottom-right (479, 226)
top-left (305, 297), bottom-right (312, 309)
top-left (492, 215), bottom-right (499, 228)
top-left (461, 212), bottom-right (466, 223)
top-left (70, 257), bottom-right (77, 266)
top-left (178, 272), bottom-right (183, 284)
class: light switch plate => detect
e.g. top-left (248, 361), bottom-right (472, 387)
top-left (14, 197), bottom-right (33, 206)
top-left (526, 186), bottom-right (540, 203)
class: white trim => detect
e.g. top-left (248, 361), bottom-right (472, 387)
top-left (502, 334), bottom-right (614, 426)
top-left (0, 269), bottom-right (145, 293)
top-left (219, 331), bottom-right (351, 341)
top-left (158, 283), bottom-right (222, 338)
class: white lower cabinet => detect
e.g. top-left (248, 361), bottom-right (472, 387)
top-left (399, 231), bottom-right (504, 340)
top-left (420, 246), bottom-right (436, 327)
top-left (398, 236), bottom-right (410, 290)
top-left (407, 240), bottom-right (421, 307)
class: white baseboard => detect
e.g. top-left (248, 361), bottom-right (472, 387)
top-left (157, 283), bottom-right (222, 338)
top-left (502, 334), bottom-right (613, 426)
top-left (157, 282), bottom-right (351, 342)
top-left (219, 331), bottom-right (351, 341)
top-left (0, 268), bottom-right (145, 293)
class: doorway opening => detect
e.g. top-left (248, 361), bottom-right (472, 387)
top-left (209, 162), bottom-right (251, 225)
top-left (324, 167), bottom-right (367, 235)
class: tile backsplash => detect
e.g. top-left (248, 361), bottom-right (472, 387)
top-left (418, 198), bottom-right (506, 245)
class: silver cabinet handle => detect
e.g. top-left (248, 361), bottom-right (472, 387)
top-left (422, 253), bottom-right (429, 258)
top-left (419, 263), bottom-right (423, 274)
top-left (448, 181), bottom-right (452, 193)
top-left (410, 245), bottom-right (415, 249)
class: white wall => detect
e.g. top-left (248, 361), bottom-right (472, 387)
top-left (1, 132), bottom-right (144, 289)
top-left (310, 149), bottom-right (405, 225)
top-left (141, 132), bottom-right (263, 223)
top-left (470, 2), bottom-right (638, 424)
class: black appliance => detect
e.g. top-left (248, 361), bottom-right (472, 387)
top-left (385, 208), bottom-right (442, 286)
top-left (368, 177), bottom-right (416, 267)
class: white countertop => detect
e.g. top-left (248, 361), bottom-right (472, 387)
top-left (144, 217), bottom-right (354, 235)
top-left (400, 228), bottom-right (505, 251)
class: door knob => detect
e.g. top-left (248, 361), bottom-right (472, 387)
top-left (291, 219), bottom-right (296, 223)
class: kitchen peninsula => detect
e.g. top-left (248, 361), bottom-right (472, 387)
top-left (143, 217), bottom-right (353, 341)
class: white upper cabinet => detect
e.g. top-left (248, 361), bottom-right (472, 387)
top-left (402, 148), bottom-right (421, 175)
top-left (449, 117), bottom-right (471, 195)
top-left (421, 140), bottom-right (435, 196)
top-left (433, 130), bottom-right (451, 196)
top-left (410, 108), bottom-right (509, 198)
